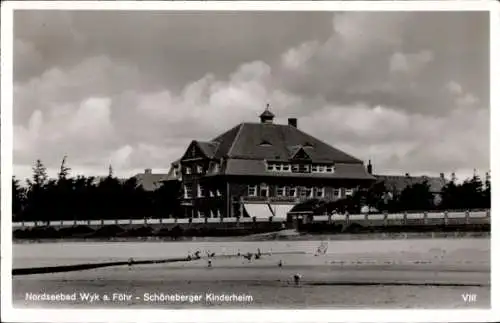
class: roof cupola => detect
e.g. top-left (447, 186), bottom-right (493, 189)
top-left (259, 103), bottom-right (275, 124)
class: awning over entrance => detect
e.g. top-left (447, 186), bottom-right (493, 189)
top-left (243, 203), bottom-right (274, 219)
top-left (270, 204), bottom-right (295, 220)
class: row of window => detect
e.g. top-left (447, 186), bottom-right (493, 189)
top-left (248, 184), bottom-right (353, 198)
top-left (184, 163), bottom-right (220, 175)
top-left (184, 185), bottom-right (222, 199)
top-left (266, 163), bottom-right (335, 173)
top-left (196, 209), bottom-right (222, 218)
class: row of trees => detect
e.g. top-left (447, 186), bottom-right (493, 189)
top-left (13, 158), bottom-right (181, 222)
top-left (12, 158), bottom-right (491, 222)
top-left (333, 173), bottom-right (490, 214)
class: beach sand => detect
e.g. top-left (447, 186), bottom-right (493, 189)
top-left (12, 238), bottom-right (490, 309)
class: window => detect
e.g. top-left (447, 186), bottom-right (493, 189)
top-left (198, 210), bottom-right (205, 218)
top-left (275, 164), bottom-right (283, 171)
top-left (209, 190), bottom-right (214, 197)
top-left (326, 165), bottom-right (334, 173)
top-left (217, 209), bottom-right (222, 218)
top-left (213, 163), bottom-right (220, 173)
top-left (311, 165), bottom-right (318, 172)
top-left (333, 188), bottom-right (341, 198)
top-left (184, 185), bottom-right (193, 199)
top-left (315, 187), bottom-right (325, 198)
top-left (216, 189), bottom-right (222, 196)
top-left (197, 165), bottom-right (204, 174)
top-left (277, 186), bottom-right (286, 197)
top-left (345, 188), bottom-right (354, 197)
top-left (259, 183), bottom-right (269, 197)
top-left (282, 164), bottom-right (291, 172)
top-left (248, 185), bottom-right (257, 197)
top-left (318, 165), bottom-right (325, 173)
top-left (267, 163), bottom-right (275, 171)
top-left (197, 184), bottom-right (205, 197)
top-left (292, 164), bottom-right (300, 172)
top-left (300, 187), bottom-right (313, 198)
top-left (209, 210), bottom-right (215, 218)
top-left (298, 164), bottom-right (310, 173)
top-left (259, 140), bottom-right (272, 147)
top-left (287, 186), bottom-right (297, 197)
top-left (185, 166), bottom-right (192, 174)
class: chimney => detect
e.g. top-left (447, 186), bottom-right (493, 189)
top-left (145, 168), bottom-right (152, 175)
top-left (440, 173), bottom-right (444, 180)
top-left (367, 160), bottom-right (373, 174)
top-left (288, 118), bottom-right (298, 128)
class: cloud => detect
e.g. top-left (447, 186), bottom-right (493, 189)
top-left (12, 11), bottom-right (489, 182)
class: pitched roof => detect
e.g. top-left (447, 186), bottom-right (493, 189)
top-left (212, 159), bottom-right (374, 179)
top-left (196, 141), bottom-right (219, 158)
top-left (210, 122), bottom-right (363, 163)
top-left (375, 175), bottom-right (447, 194)
top-left (132, 173), bottom-right (170, 191)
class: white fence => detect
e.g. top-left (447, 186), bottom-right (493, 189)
top-left (12, 210), bottom-right (490, 229)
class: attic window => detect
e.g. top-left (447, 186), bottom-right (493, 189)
top-left (259, 140), bottom-right (272, 147)
top-left (304, 141), bottom-right (314, 148)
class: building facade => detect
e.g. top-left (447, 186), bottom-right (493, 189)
top-left (165, 107), bottom-right (376, 219)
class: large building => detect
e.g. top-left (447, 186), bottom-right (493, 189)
top-left (164, 106), bottom-right (376, 219)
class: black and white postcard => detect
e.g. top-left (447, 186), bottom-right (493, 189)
top-left (1, 1), bottom-right (498, 323)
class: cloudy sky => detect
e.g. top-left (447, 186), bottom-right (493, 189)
top-left (13, 10), bottom-right (490, 181)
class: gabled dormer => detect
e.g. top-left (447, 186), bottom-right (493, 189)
top-left (181, 140), bottom-right (212, 161)
top-left (290, 146), bottom-right (312, 161)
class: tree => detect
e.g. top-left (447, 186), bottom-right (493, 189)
top-left (362, 181), bottom-right (388, 212)
top-left (398, 180), bottom-right (434, 211)
top-left (57, 155), bottom-right (71, 181)
top-left (12, 176), bottom-right (26, 220)
top-left (483, 171), bottom-right (491, 208)
top-left (29, 159), bottom-right (48, 188)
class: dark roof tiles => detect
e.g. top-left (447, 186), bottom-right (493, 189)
top-left (219, 123), bottom-right (362, 163)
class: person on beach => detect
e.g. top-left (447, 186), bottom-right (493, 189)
top-left (293, 273), bottom-right (302, 285)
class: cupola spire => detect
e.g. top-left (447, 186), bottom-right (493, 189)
top-left (259, 103), bottom-right (275, 124)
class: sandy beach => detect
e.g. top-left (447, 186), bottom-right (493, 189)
top-left (12, 237), bottom-right (490, 309)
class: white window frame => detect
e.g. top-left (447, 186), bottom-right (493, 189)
top-left (184, 185), bottom-right (193, 199)
top-left (282, 164), bottom-right (291, 172)
top-left (305, 186), bottom-right (313, 198)
top-left (315, 187), bottom-right (325, 198)
top-left (197, 184), bottom-right (205, 198)
top-left (277, 185), bottom-right (286, 197)
top-left (292, 164), bottom-right (300, 172)
top-left (259, 183), bottom-right (269, 197)
top-left (216, 189), bottom-right (222, 196)
top-left (267, 163), bottom-right (275, 171)
top-left (318, 165), bottom-right (325, 173)
top-left (185, 166), bottom-right (192, 174)
top-left (326, 165), bottom-right (334, 173)
top-left (209, 190), bottom-right (214, 197)
top-left (345, 188), bottom-right (354, 197)
top-left (248, 185), bottom-right (257, 197)
top-left (311, 165), bottom-right (318, 172)
top-left (197, 165), bottom-right (203, 174)
top-left (198, 210), bottom-right (205, 218)
top-left (217, 209), bottom-right (222, 218)
top-left (213, 163), bottom-right (220, 173)
top-left (287, 186), bottom-right (297, 197)
top-left (333, 188), bottom-right (341, 198)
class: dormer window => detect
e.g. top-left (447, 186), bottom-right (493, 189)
top-left (259, 140), bottom-right (272, 147)
top-left (185, 166), bottom-right (192, 174)
top-left (304, 141), bottom-right (314, 148)
top-left (326, 165), bottom-right (334, 173)
top-left (197, 165), bottom-right (204, 174)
